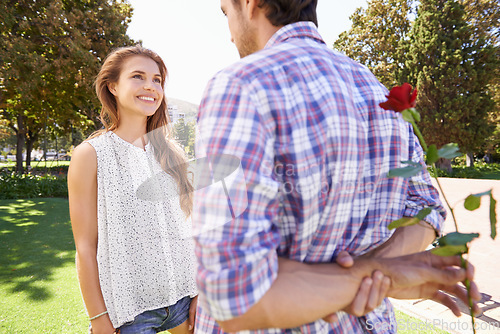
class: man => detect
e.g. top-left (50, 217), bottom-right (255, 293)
top-left (192, 0), bottom-right (479, 333)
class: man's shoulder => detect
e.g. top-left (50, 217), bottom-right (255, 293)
top-left (207, 38), bottom-right (385, 100)
top-left (220, 41), bottom-right (366, 76)
top-left (214, 51), bottom-right (274, 83)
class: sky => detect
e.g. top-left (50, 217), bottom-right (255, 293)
top-left (126, 0), bottom-right (368, 105)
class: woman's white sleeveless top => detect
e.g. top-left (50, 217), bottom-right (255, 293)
top-left (86, 131), bottom-right (197, 328)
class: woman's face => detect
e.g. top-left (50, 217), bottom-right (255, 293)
top-left (108, 55), bottom-right (164, 119)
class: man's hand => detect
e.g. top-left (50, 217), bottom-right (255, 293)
top-left (217, 251), bottom-right (482, 332)
top-left (322, 251), bottom-right (391, 323)
top-left (384, 251), bottom-right (482, 316)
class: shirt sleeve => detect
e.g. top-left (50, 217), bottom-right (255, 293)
top-left (403, 123), bottom-right (447, 234)
top-left (193, 72), bottom-right (281, 321)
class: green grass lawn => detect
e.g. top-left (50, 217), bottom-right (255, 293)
top-left (429, 162), bottom-right (500, 180)
top-left (0, 160), bottom-right (70, 169)
top-left (394, 310), bottom-right (450, 334)
top-left (1, 198), bottom-right (449, 333)
top-left (0, 198), bottom-right (88, 333)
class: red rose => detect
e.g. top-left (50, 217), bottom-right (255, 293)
top-left (379, 83), bottom-right (417, 113)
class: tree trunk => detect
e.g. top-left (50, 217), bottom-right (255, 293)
top-left (25, 133), bottom-right (37, 169)
top-left (435, 158), bottom-right (452, 174)
top-left (466, 152), bottom-right (474, 167)
top-left (15, 114), bottom-right (25, 174)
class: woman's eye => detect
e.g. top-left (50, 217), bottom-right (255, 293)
top-left (154, 78), bottom-right (161, 84)
top-left (133, 74), bottom-right (143, 79)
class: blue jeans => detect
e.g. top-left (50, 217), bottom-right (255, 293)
top-left (117, 296), bottom-right (192, 334)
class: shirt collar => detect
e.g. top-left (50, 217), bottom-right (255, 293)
top-left (265, 21), bottom-right (326, 49)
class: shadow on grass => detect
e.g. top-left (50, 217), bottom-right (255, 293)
top-left (0, 198), bottom-right (75, 301)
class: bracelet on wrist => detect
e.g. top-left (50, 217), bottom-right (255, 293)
top-left (89, 310), bottom-right (108, 321)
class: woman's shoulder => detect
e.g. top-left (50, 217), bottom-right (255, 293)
top-left (68, 141), bottom-right (98, 185)
top-left (73, 141), bottom-right (97, 158)
top-left (70, 141), bottom-right (97, 169)
top-left (85, 131), bottom-right (110, 147)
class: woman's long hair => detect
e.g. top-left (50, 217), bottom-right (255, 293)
top-left (92, 45), bottom-right (193, 217)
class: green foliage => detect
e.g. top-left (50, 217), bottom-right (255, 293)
top-left (173, 119), bottom-right (196, 158)
top-left (335, 0), bottom-right (499, 157)
top-left (0, 0), bottom-right (135, 172)
top-left (464, 193), bottom-right (483, 211)
top-left (401, 109), bottom-right (420, 123)
top-left (462, 0), bottom-right (500, 44)
top-left (437, 143), bottom-right (461, 160)
top-left (439, 232), bottom-right (480, 245)
top-left (490, 194), bottom-right (498, 239)
top-left (388, 207), bottom-right (432, 229)
top-left (387, 161), bottom-right (424, 178)
top-left (431, 232), bottom-right (479, 256)
top-left (404, 0), bottom-right (497, 153)
top-left (429, 162), bottom-right (500, 179)
top-left (0, 171), bottom-right (68, 199)
top-left (0, 118), bottom-right (15, 145)
top-left (463, 189), bottom-right (499, 239)
top-left (333, 0), bottom-right (413, 89)
top-left (431, 244), bottom-right (468, 256)
top-left (426, 145), bottom-right (439, 164)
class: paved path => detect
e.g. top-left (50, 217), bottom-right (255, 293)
top-left (392, 178), bottom-right (500, 334)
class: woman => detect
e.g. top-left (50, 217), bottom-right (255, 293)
top-left (68, 45), bottom-right (197, 334)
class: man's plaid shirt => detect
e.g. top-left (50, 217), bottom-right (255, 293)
top-left (193, 22), bottom-right (445, 334)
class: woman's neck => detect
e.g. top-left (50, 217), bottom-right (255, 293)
top-left (113, 118), bottom-right (148, 149)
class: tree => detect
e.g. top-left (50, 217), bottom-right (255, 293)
top-left (404, 0), bottom-right (497, 169)
top-left (462, 0), bottom-right (500, 161)
top-left (0, 118), bottom-right (15, 155)
top-left (173, 119), bottom-right (196, 158)
top-left (462, 0), bottom-right (500, 44)
top-left (333, 0), bottom-right (414, 89)
top-left (0, 0), bottom-right (135, 173)
top-left (334, 0), bottom-right (499, 167)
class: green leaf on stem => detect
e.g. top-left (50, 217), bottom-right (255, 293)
top-left (426, 145), bottom-right (439, 165)
top-left (464, 195), bottom-right (481, 211)
top-left (416, 207), bottom-right (433, 220)
top-left (401, 109), bottom-right (415, 123)
top-left (438, 232), bottom-right (480, 246)
top-left (387, 161), bottom-right (423, 178)
top-left (408, 108), bottom-right (421, 122)
top-left (431, 245), bottom-right (468, 256)
top-left (400, 160), bottom-right (421, 166)
top-left (388, 217), bottom-right (419, 230)
top-left (490, 193), bottom-right (497, 240)
top-left (437, 143), bottom-right (461, 160)
top-left (464, 190), bottom-right (492, 211)
top-left (388, 207), bottom-right (432, 230)
top-left (431, 232), bottom-right (479, 256)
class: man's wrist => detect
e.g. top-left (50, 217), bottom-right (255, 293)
top-left (349, 257), bottom-right (388, 281)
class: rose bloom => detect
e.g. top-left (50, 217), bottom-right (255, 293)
top-left (379, 83), bottom-right (417, 113)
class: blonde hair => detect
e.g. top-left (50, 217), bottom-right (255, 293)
top-left (92, 45), bottom-right (193, 217)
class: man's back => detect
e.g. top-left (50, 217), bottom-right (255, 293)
top-left (194, 22), bottom-right (444, 333)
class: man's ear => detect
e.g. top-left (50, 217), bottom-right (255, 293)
top-left (245, 0), bottom-right (259, 20)
top-left (108, 82), bottom-right (117, 96)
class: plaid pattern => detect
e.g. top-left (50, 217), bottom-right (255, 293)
top-left (193, 22), bottom-right (445, 334)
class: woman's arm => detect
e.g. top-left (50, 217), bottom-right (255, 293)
top-left (68, 143), bottom-right (115, 334)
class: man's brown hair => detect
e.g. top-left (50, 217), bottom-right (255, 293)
top-left (234, 0), bottom-right (318, 26)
